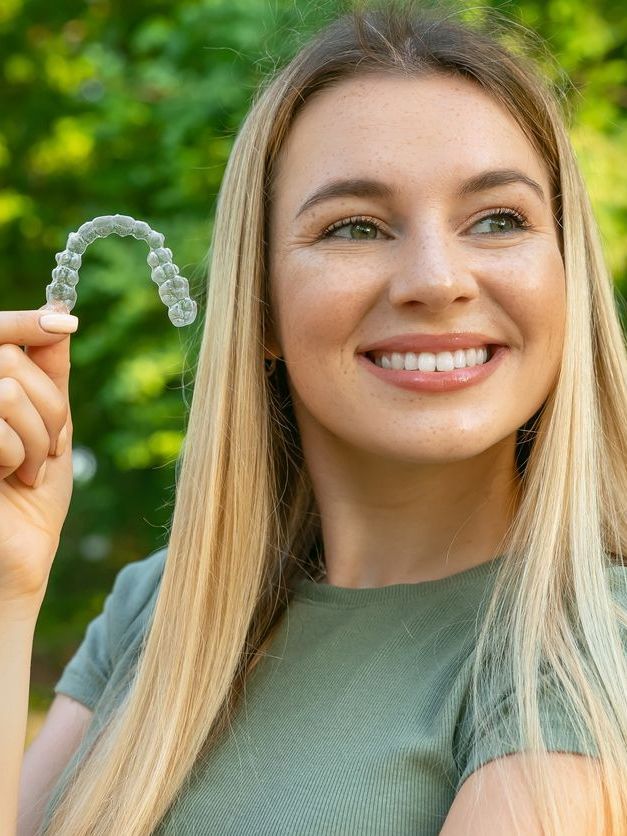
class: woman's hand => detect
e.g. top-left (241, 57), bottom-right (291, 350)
top-left (0, 309), bottom-right (77, 614)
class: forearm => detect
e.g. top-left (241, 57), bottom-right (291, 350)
top-left (0, 606), bottom-right (39, 836)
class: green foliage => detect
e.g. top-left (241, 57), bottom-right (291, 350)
top-left (0, 0), bottom-right (624, 702)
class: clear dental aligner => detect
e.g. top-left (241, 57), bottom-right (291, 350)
top-left (42, 214), bottom-right (197, 327)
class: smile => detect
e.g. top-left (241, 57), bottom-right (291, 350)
top-left (368, 345), bottom-right (492, 372)
top-left (358, 345), bottom-right (508, 393)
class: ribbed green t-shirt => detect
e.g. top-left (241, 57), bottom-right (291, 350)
top-left (43, 547), bottom-right (626, 835)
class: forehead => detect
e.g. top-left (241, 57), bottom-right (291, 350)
top-left (271, 73), bottom-right (549, 208)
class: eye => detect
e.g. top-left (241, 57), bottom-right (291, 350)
top-left (318, 215), bottom-right (386, 241)
top-left (316, 208), bottom-right (531, 241)
top-left (469, 208), bottom-right (531, 235)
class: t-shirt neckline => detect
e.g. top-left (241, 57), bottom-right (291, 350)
top-left (291, 553), bottom-right (507, 606)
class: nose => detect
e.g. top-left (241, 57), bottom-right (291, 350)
top-left (387, 227), bottom-right (479, 311)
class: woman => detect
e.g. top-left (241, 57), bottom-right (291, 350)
top-left (8, 1), bottom-right (626, 833)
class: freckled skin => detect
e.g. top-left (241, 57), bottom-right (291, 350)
top-left (266, 74), bottom-right (566, 588)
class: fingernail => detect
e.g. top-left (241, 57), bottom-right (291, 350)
top-left (54, 426), bottom-right (68, 457)
top-left (33, 462), bottom-right (47, 488)
top-left (39, 314), bottom-right (79, 334)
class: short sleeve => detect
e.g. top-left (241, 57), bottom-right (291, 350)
top-left (454, 674), bottom-right (597, 794)
top-left (455, 564), bottom-right (627, 794)
top-left (53, 546), bottom-right (168, 711)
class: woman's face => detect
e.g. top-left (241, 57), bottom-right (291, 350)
top-left (266, 73), bottom-right (565, 467)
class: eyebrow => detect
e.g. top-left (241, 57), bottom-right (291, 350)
top-left (294, 168), bottom-right (546, 218)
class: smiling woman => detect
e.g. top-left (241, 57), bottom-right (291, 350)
top-left (267, 72), bottom-right (566, 467)
top-left (36, 2), bottom-right (627, 835)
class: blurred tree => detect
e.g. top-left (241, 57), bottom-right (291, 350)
top-left (0, 0), bottom-right (624, 712)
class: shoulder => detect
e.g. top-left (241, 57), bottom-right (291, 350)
top-left (108, 546), bottom-right (168, 608)
top-left (453, 560), bottom-right (626, 778)
top-left (105, 546), bottom-right (168, 657)
top-left (448, 560), bottom-right (626, 831)
top-left (53, 546), bottom-right (169, 711)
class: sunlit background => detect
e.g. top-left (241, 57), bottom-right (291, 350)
top-left (0, 0), bottom-right (624, 745)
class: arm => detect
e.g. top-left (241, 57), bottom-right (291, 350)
top-left (0, 606), bottom-right (39, 836)
top-left (440, 751), bottom-right (601, 835)
top-left (17, 693), bottom-right (93, 836)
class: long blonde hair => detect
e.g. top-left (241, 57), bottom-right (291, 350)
top-left (44, 2), bottom-right (627, 833)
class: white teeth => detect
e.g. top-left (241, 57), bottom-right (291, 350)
top-left (436, 352), bottom-right (455, 372)
top-left (375, 347), bottom-right (489, 372)
top-left (453, 349), bottom-right (467, 368)
top-left (402, 352), bottom-right (419, 371)
top-left (391, 353), bottom-right (404, 370)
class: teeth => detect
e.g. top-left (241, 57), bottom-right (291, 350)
top-left (373, 347), bottom-right (490, 371)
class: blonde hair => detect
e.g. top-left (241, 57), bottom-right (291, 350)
top-left (45, 2), bottom-right (627, 833)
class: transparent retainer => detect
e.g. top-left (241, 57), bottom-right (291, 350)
top-left (41, 214), bottom-right (198, 327)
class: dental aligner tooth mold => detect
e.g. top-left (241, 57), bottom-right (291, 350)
top-left (42, 214), bottom-right (198, 327)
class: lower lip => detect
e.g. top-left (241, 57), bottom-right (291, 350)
top-left (357, 346), bottom-right (508, 393)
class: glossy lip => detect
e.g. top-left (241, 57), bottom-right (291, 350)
top-left (357, 332), bottom-right (506, 355)
top-left (357, 345), bottom-right (509, 393)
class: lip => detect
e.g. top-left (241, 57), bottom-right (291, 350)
top-left (357, 345), bottom-right (509, 393)
top-left (357, 332), bottom-right (506, 355)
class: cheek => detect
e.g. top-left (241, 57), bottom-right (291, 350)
top-left (484, 244), bottom-right (566, 351)
top-left (272, 251), bottom-right (380, 360)
top-left (487, 246), bottom-right (566, 412)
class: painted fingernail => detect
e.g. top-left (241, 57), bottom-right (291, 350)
top-left (39, 314), bottom-right (79, 333)
top-left (54, 426), bottom-right (68, 457)
top-left (32, 462), bottom-right (47, 488)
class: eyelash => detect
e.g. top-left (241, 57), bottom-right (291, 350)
top-left (317, 207), bottom-right (532, 239)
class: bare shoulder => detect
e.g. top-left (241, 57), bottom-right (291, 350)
top-left (440, 752), bottom-right (602, 835)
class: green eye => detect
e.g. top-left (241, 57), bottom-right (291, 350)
top-left (322, 216), bottom-right (383, 240)
top-left (321, 209), bottom-right (529, 241)
top-left (350, 222), bottom-right (377, 239)
top-left (471, 211), bottom-right (527, 235)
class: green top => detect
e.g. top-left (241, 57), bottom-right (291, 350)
top-left (43, 547), bottom-right (626, 835)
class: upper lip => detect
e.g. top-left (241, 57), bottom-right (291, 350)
top-left (358, 332), bottom-right (507, 355)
